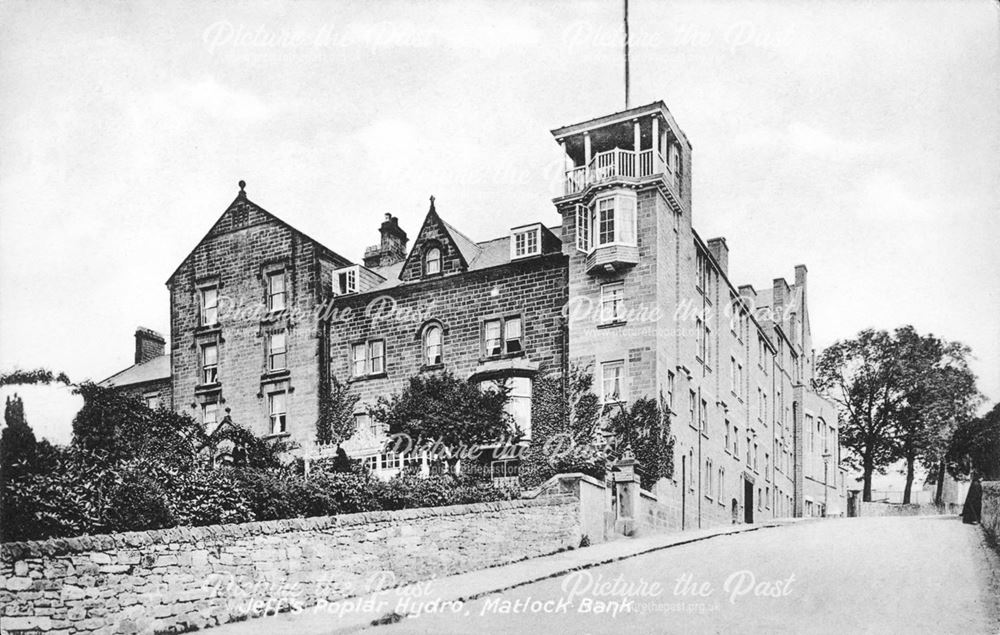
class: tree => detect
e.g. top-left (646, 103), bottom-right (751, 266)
top-left (316, 376), bottom-right (360, 445)
top-left (816, 329), bottom-right (906, 501)
top-left (894, 328), bottom-right (980, 503)
top-left (371, 370), bottom-right (511, 471)
top-left (946, 403), bottom-right (1000, 481)
top-left (1, 393), bottom-right (37, 476)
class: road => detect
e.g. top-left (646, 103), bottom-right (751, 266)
top-left (372, 516), bottom-right (1000, 634)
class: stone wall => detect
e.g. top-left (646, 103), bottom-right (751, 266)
top-left (982, 481), bottom-right (1000, 539)
top-left (857, 501), bottom-right (962, 517)
top-left (1, 497), bottom-right (578, 634)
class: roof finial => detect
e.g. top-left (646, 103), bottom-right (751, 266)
top-left (429, 194), bottom-right (436, 212)
top-left (238, 180), bottom-right (246, 195)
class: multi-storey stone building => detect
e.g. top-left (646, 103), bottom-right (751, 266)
top-left (102, 100), bottom-right (843, 526)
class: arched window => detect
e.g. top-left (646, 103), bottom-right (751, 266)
top-left (424, 247), bottom-right (441, 276)
top-left (424, 324), bottom-right (442, 366)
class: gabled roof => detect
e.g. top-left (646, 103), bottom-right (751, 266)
top-left (99, 354), bottom-right (171, 388)
top-left (440, 218), bottom-right (482, 264)
top-left (166, 185), bottom-right (352, 285)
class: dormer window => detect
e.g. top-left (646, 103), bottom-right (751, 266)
top-left (337, 266), bottom-right (358, 295)
top-left (510, 224), bottom-right (541, 259)
top-left (424, 247), bottom-right (442, 276)
top-left (575, 192), bottom-right (637, 253)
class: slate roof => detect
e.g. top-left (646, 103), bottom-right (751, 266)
top-left (100, 354), bottom-right (171, 388)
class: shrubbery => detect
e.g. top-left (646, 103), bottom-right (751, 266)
top-left (0, 383), bottom-right (518, 543)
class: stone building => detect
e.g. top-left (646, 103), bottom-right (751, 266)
top-left (101, 100), bottom-right (843, 526)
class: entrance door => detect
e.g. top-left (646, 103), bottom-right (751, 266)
top-left (744, 479), bottom-right (754, 523)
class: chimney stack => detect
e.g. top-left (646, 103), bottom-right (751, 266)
top-left (706, 237), bottom-right (729, 278)
top-left (134, 327), bottom-right (165, 365)
top-left (363, 214), bottom-right (409, 268)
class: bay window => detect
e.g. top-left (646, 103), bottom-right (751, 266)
top-left (574, 192), bottom-right (638, 253)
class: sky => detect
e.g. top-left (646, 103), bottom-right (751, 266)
top-left (1, 0), bottom-right (998, 453)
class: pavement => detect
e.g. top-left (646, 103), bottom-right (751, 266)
top-left (207, 519), bottom-right (797, 635)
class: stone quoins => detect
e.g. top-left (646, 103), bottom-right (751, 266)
top-left (0, 495), bottom-right (577, 562)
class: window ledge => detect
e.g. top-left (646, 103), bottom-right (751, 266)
top-left (195, 382), bottom-right (221, 395)
top-left (349, 372), bottom-right (388, 383)
top-left (420, 363), bottom-right (445, 373)
top-left (261, 369), bottom-right (290, 382)
top-left (260, 313), bottom-right (289, 326)
top-left (264, 432), bottom-right (290, 440)
top-left (195, 325), bottom-right (222, 337)
top-left (480, 350), bottom-right (526, 363)
top-left (597, 320), bottom-right (628, 330)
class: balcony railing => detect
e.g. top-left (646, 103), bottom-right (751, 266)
top-left (563, 148), bottom-right (672, 196)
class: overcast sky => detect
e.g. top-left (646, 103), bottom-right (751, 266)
top-left (1, 0), bottom-right (998, 446)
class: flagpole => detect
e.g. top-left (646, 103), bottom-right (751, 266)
top-left (624, 0), bottom-right (631, 109)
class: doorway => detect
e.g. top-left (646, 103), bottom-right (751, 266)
top-left (744, 479), bottom-right (754, 524)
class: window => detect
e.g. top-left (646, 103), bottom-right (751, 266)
top-left (757, 387), bottom-right (764, 420)
top-left (337, 267), bottom-right (357, 295)
top-left (737, 363), bottom-right (744, 398)
top-left (483, 316), bottom-right (522, 357)
top-left (730, 356), bottom-right (737, 391)
top-left (667, 371), bottom-right (675, 412)
top-left (368, 339), bottom-right (385, 375)
top-left (506, 377), bottom-right (532, 439)
top-left (202, 401), bottom-right (219, 432)
top-left (380, 452), bottom-right (401, 470)
top-left (484, 319), bottom-right (502, 356)
top-left (704, 458), bottom-right (713, 499)
top-left (144, 393), bottom-right (160, 409)
top-left (424, 247), bottom-right (442, 276)
top-left (753, 442), bottom-right (759, 471)
top-left (688, 449), bottom-right (695, 492)
top-left (601, 361), bottom-right (625, 403)
top-left (201, 343), bottom-right (218, 384)
top-left (576, 204), bottom-right (591, 252)
top-left (699, 399), bottom-right (708, 435)
top-left (268, 331), bottom-right (287, 371)
top-left (765, 453), bottom-right (771, 481)
top-left (504, 317), bottom-right (523, 353)
top-left (733, 426), bottom-right (739, 456)
top-left (355, 412), bottom-right (384, 437)
top-left (598, 197), bottom-right (615, 245)
top-left (269, 391), bottom-right (287, 434)
top-left (575, 194), bottom-right (638, 252)
top-left (351, 343), bottom-right (366, 377)
top-left (718, 467), bottom-right (725, 502)
top-left (267, 271), bottom-right (286, 312)
top-left (704, 323), bottom-right (712, 368)
top-left (746, 435), bottom-right (752, 466)
top-left (511, 225), bottom-right (541, 259)
top-left (200, 287), bottom-right (218, 326)
top-left (351, 339), bottom-right (385, 377)
top-left (806, 414), bottom-right (815, 452)
top-left (424, 325), bottom-right (442, 366)
top-left (600, 282), bottom-right (625, 323)
top-left (688, 390), bottom-right (696, 428)
top-left (725, 419), bottom-right (731, 450)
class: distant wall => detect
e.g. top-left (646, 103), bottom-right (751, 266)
top-left (0, 497), bottom-right (578, 634)
top-left (857, 501), bottom-right (962, 517)
top-left (982, 481), bottom-right (1000, 539)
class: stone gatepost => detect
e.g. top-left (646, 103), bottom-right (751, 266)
top-left (614, 450), bottom-right (642, 536)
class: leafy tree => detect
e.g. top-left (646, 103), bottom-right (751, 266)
top-left (1, 394), bottom-right (37, 475)
top-left (605, 393), bottom-right (674, 490)
top-left (816, 329), bottom-right (906, 501)
top-left (316, 376), bottom-right (360, 445)
top-left (946, 403), bottom-right (1000, 481)
top-left (894, 328), bottom-right (980, 503)
top-left (371, 370), bottom-right (512, 471)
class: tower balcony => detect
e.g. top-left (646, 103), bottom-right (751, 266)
top-left (564, 147), bottom-right (677, 196)
top-left (552, 101), bottom-right (690, 208)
